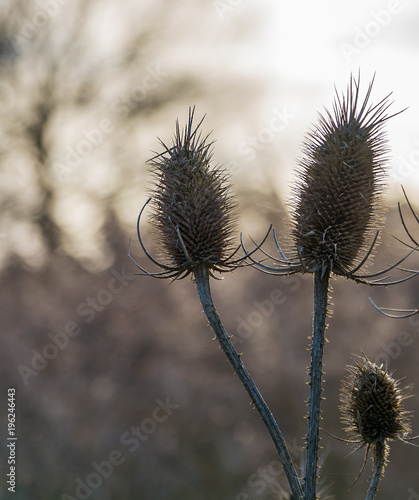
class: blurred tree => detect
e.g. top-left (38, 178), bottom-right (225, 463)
top-left (0, 0), bottom-right (268, 271)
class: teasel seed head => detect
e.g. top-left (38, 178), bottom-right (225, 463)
top-left (134, 107), bottom-right (238, 279)
top-left (340, 355), bottom-right (412, 446)
top-left (291, 74), bottom-right (394, 277)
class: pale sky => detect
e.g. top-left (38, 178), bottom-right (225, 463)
top-left (206, 0), bottom-right (419, 202)
top-left (264, 0), bottom-right (419, 201)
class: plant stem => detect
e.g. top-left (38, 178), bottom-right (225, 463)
top-left (304, 269), bottom-right (330, 500)
top-left (366, 442), bottom-right (386, 500)
top-left (194, 265), bottom-right (303, 500)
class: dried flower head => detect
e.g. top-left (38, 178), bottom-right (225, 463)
top-left (245, 75), bottom-right (413, 285)
top-left (130, 107), bottom-right (239, 279)
top-left (339, 355), bottom-right (414, 491)
top-left (340, 356), bottom-right (412, 446)
top-left (292, 75), bottom-right (391, 277)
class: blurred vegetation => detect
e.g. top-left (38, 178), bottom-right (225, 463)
top-left (0, 1), bottom-right (418, 499)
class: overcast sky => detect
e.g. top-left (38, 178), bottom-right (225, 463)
top-left (205, 0), bottom-right (419, 201)
top-left (257, 0), bottom-right (419, 200)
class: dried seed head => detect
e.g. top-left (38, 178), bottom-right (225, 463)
top-left (340, 356), bottom-right (412, 445)
top-left (291, 75), bottom-right (394, 276)
top-left (148, 107), bottom-right (237, 277)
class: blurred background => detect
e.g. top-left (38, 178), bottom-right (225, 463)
top-left (1, 0), bottom-right (419, 498)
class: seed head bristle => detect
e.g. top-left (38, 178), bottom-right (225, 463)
top-left (148, 107), bottom-right (238, 276)
top-left (340, 356), bottom-right (412, 446)
top-left (291, 75), bottom-right (395, 276)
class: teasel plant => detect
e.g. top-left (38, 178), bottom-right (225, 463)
top-left (242, 74), bottom-right (417, 499)
top-left (129, 107), bottom-right (304, 499)
top-left (339, 355), bottom-right (415, 500)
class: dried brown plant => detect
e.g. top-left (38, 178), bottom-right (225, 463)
top-left (340, 355), bottom-right (414, 499)
top-left (242, 74), bottom-right (415, 500)
top-left (246, 74), bottom-right (415, 286)
top-left (129, 107), bottom-right (241, 280)
top-left (131, 77), bottom-right (418, 500)
top-left (130, 107), bottom-right (304, 499)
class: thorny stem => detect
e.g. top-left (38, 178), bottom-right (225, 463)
top-left (194, 265), bottom-right (303, 500)
top-left (366, 442), bottom-right (386, 500)
top-left (305, 269), bottom-right (330, 500)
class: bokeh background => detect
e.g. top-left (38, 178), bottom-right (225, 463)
top-left (1, 1), bottom-right (419, 499)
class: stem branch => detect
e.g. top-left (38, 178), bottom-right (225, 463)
top-left (194, 265), bottom-right (303, 500)
top-left (305, 269), bottom-right (330, 500)
top-left (366, 442), bottom-right (386, 500)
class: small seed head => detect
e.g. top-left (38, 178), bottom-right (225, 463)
top-left (340, 356), bottom-right (412, 445)
top-left (291, 75), bottom-right (393, 276)
top-left (148, 108), bottom-right (237, 276)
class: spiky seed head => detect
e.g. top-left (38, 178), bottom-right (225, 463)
top-left (148, 107), bottom-right (237, 276)
top-left (340, 356), bottom-right (412, 445)
top-left (291, 75), bottom-right (394, 276)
